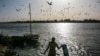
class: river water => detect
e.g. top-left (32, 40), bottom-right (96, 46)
top-left (0, 23), bottom-right (100, 56)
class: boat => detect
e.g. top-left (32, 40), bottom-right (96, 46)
top-left (0, 3), bottom-right (39, 48)
top-left (11, 3), bottom-right (39, 47)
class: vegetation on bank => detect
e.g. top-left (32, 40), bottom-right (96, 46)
top-left (0, 33), bottom-right (39, 48)
top-left (0, 32), bottom-right (39, 56)
top-left (1, 19), bottom-right (100, 23)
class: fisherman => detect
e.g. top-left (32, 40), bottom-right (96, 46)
top-left (43, 37), bottom-right (60, 56)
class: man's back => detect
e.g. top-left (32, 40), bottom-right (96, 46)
top-left (49, 42), bottom-right (58, 52)
top-left (43, 37), bottom-right (59, 56)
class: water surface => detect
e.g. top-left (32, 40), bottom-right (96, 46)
top-left (0, 23), bottom-right (100, 56)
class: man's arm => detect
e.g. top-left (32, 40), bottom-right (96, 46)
top-left (44, 42), bottom-right (50, 54)
top-left (56, 43), bottom-right (60, 49)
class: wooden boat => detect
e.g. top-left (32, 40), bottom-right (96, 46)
top-left (11, 3), bottom-right (39, 48)
top-left (0, 3), bottom-right (39, 48)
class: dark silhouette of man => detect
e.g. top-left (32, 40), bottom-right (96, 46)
top-left (44, 37), bottom-right (59, 56)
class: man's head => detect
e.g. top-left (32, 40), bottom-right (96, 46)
top-left (51, 37), bottom-right (55, 42)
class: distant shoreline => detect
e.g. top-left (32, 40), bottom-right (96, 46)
top-left (0, 21), bottom-right (100, 23)
top-left (0, 19), bottom-right (100, 23)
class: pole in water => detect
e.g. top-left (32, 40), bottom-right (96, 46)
top-left (29, 3), bottom-right (32, 35)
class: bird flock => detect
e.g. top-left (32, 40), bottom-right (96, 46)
top-left (1, 0), bottom-right (100, 20)
top-left (39, 1), bottom-right (98, 20)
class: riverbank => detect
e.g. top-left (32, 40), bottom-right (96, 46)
top-left (0, 33), bottom-right (39, 48)
top-left (0, 33), bottom-right (39, 56)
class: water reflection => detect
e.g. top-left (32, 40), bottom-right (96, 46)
top-left (0, 23), bottom-right (100, 56)
top-left (55, 23), bottom-right (72, 37)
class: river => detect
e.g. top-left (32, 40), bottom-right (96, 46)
top-left (0, 23), bottom-right (100, 56)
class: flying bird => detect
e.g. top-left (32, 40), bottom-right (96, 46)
top-left (2, 4), bottom-right (6, 7)
top-left (81, 6), bottom-right (84, 8)
top-left (16, 9), bottom-right (21, 12)
top-left (94, 5), bottom-right (96, 8)
top-left (84, 12), bottom-right (89, 15)
top-left (46, 1), bottom-right (52, 5)
top-left (41, 5), bottom-right (43, 7)
top-left (68, 2), bottom-right (70, 5)
top-left (20, 5), bottom-right (24, 6)
top-left (97, 1), bottom-right (100, 3)
top-left (78, 12), bottom-right (81, 16)
top-left (89, 4), bottom-right (91, 7)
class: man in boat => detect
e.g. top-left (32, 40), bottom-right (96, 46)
top-left (43, 37), bottom-right (60, 56)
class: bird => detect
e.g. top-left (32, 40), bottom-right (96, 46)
top-left (94, 5), bottom-right (96, 8)
top-left (20, 5), bottom-right (24, 6)
top-left (78, 12), bottom-right (81, 16)
top-left (68, 2), bottom-right (70, 5)
top-left (97, 1), bottom-right (100, 3)
top-left (46, 1), bottom-right (52, 5)
top-left (16, 9), bottom-right (21, 12)
top-left (2, 4), bottom-right (6, 7)
top-left (84, 12), bottom-right (89, 15)
top-left (89, 4), bottom-right (91, 7)
top-left (41, 5), bottom-right (43, 7)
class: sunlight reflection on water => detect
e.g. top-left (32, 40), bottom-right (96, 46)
top-left (0, 23), bottom-right (100, 56)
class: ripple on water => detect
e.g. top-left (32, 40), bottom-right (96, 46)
top-left (14, 33), bottom-right (89, 56)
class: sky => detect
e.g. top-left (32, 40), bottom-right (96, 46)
top-left (0, 0), bottom-right (100, 22)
